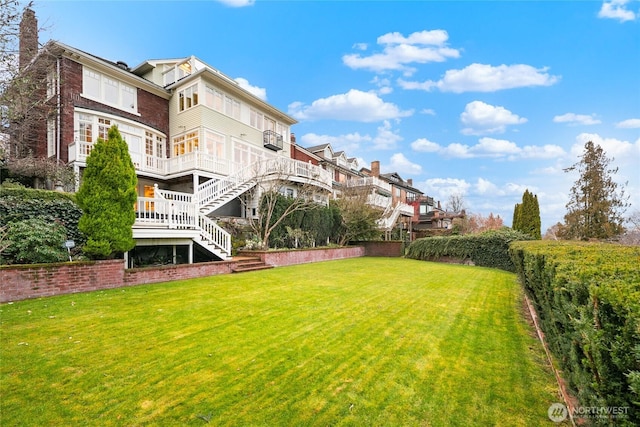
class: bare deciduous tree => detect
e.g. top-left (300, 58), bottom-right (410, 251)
top-left (332, 184), bottom-right (383, 246)
top-left (1, 1), bottom-right (66, 185)
top-left (246, 158), bottom-right (330, 249)
top-left (445, 192), bottom-right (466, 214)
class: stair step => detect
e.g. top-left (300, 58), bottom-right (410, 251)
top-left (232, 264), bottom-right (274, 273)
top-left (231, 258), bottom-right (273, 273)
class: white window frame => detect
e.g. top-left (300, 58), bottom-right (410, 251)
top-left (47, 118), bottom-right (55, 157)
top-left (82, 66), bottom-right (138, 113)
top-left (178, 84), bottom-right (199, 112)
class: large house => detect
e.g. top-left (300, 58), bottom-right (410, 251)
top-left (7, 8), bottom-right (456, 266)
top-left (9, 8), bottom-right (331, 267)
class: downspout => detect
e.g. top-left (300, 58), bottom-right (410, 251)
top-left (56, 57), bottom-right (61, 163)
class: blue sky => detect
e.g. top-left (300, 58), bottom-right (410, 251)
top-left (32, 0), bottom-right (639, 232)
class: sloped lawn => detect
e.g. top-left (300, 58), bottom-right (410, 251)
top-left (1, 258), bottom-right (560, 426)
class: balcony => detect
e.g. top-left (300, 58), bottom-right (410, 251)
top-left (263, 130), bottom-right (283, 151)
top-left (69, 141), bottom-right (331, 191)
top-left (345, 176), bottom-right (392, 194)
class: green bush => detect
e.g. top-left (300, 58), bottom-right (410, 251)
top-left (2, 218), bottom-right (68, 264)
top-left (510, 241), bottom-right (640, 425)
top-left (406, 228), bottom-right (532, 272)
top-left (0, 187), bottom-right (84, 253)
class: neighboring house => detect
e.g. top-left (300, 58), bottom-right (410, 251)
top-left (292, 142), bottom-right (413, 238)
top-left (411, 196), bottom-right (465, 238)
top-left (293, 142), bottom-right (362, 199)
top-left (8, 9), bottom-right (331, 266)
top-left (360, 161), bottom-right (421, 240)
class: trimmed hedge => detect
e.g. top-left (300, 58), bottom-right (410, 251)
top-left (510, 241), bottom-right (640, 425)
top-left (406, 228), bottom-right (532, 272)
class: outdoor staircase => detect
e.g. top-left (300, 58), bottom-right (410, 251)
top-left (231, 257), bottom-right (273, 273)
top-left (151, 165), bottom-right (259, 261)
top-left (136, 157), bottom-right (332, 262)
top-left (377, 201), bottom-right (414, 231)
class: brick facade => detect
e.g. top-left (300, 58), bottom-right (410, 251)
top-left (57, 58), bottom-right (170, 163)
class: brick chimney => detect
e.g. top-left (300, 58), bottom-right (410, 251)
top-left (407, 178), bottom-right (413, 186)
top-left (371, 160), bottom-right (380, 177)
top-left (19, 8), bottom-right (38, 70)
top-left (290, 133), bottom-right (296, 145)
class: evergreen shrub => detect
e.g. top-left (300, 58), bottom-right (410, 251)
top-left (510, 241), bottom-right (640, 425)
top-left (406, 228), bottom-right (531, 272)
top-left (0, 187), bottom-right (84, 263)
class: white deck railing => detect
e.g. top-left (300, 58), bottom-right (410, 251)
top-left (346, 176), bottom-right (392, 193)
top-left (198, 215), bottom-right (231, 255)
top-left (134, 198), bottom-right (198, 229)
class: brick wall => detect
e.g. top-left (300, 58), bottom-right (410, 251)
top-left (0, 260), bottom-right (125, 302)
top-left (238, 246), bottom-right (364, 267)
top-left (1, 248), bottom-right (366, 303)
top-left (353, 241), bottom-right (405, 257)
top-left (0, 259), bottom-right (238, 303)
top-left (124, 261), bottom-right (234, 285)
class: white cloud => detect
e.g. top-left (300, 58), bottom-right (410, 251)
top-left (234, 77), bottom-right (267, 101)
top-left (421, 108), bottom-right (436, 115)
top-left (372, 120), bottom-right (403, 150)
top-left (410, 136), bottom-right (565, 160)
top-left (411, 138), bottom-right (441, 152)
top-left (342, 30), bottom-right (460, 75)
top-left (473, 178), bottom-right (531, 197)
top-left (385, 153), bottom-right (423, 175)
top-left (399, 63), bottom-right (560, 93)
top-left (288, 89), bottom-right (413, 122)
top-left (370, 76), bottom-right (393, 95)
top-left (215, 0), bottom-right (255, 7)
top-left (420, 178), bottom-right (471, 200)
top-left (475, 177), bottom-right (499, 195)
top-left (598, 0), bottom-right (637, 22)
top-left (572, 133), bottom-right (640, 165)
top-left (553, 113), bottom-right (601, 126)
top-left (298, 120), bottom-right (403, 152)
top-left (471, 137), bottom-right (522, 156)
top-left (616, 118), bottom-right (640, 128)
top-left (519, 144), bottom-right (566, 159)
top-left (460, 101), bottom-right (527, 135)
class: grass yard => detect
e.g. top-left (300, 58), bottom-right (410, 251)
top-left (1, 258), bottom-right (561, 426)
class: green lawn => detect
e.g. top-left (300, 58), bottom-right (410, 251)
top-left (1, 258), bottom-right (561, 426)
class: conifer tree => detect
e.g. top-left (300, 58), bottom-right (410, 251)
top-left (512, 203), bottom-right (522, 231)
top-left (76, 125), bottom-right (137, 259)
top-left (563, 141), bottom-right (628, 240)
top-left (512, 189), bottom-right (541, 239)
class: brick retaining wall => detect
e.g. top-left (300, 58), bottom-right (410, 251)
top-left (238, 246), bottom-right (364, 267)
top-left (1, 246), bottom-right (366, 303)
top-left (0, 260), bottom-right (125, 302)
top-left (1, 259), bottom-right (236, 303)
top-left (352, 241), bottom-right (404, 257)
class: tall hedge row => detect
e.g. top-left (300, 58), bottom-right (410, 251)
top-left (510, 241), bottom-right (640, 425)
top-left (405, 228), bottom-right (532, 272)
